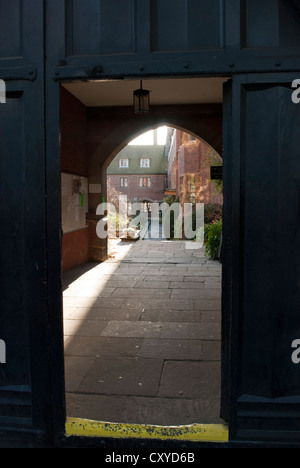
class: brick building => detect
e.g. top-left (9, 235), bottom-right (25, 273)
top-left (166, 129), bottom-right (223, 207)
top-left (107, 128), bottom-right (168, 207)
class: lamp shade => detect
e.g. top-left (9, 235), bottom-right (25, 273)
top-left (133, 80), bottom-right (150, 114)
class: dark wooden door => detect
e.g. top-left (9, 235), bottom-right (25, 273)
top-left (223, 73), bottom-right (300, 442)
top-left (0, 0), bottom-right (57, 447)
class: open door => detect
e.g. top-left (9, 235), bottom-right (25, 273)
top-left (222, 73), bottom-right (300, 442)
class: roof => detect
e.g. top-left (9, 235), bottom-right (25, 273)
top-left (107, 145), bottom-right (168, 175)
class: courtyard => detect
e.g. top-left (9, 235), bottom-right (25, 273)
top-left (63, 236), bottom-right (222, 426)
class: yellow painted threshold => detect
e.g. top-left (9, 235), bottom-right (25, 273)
top-left (65, 417), bottom-right (228, 443)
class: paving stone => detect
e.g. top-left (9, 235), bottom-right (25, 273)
top-left (140, 309), bottom-right (202, 323)
top-left (103, 274), bottom-right (146, 282)
top-left (113, 269), bottom-right (147, 276)
top-left (63, 297), bottom-right (99, 308)
top-left (63, 319), bottom-right (108, 337)
top-left (183, 270), bottom-right (221, 277)
top-left (201, 341), bottom-right (221, 359)
top-left (63, 307), bottom-right (77, 318)
top-left (183, 276), bottom-right (220, 282)
top-left (77, 356), bottom-right (163, 396)
top-left (125, 257), bottom-right (169, 263)
top-left (64, 335), bottom-right (142, 358)
top-left (193, 299), bottom-right (221, 311)
top-left (64, 296), bottom-right (124, 309)
top-left (121, 298), bottom-right (194, 310)
top-left (204, 278), bottom-right (222, 283)
top-left (135, 281), bottom-right (170, 288)
top-left (66, 307), bottom-right (143, 321)
top-left (170, 289), bottom-right (221, 299)
top-left (105, 280), bottom-right (139, 288)
top-left (64, 356), bottom-right (95, 392)
top-left (101, 320), bottom-right (163, 338)
top-left (65, 392), bottom-right (223, 425)
top-left (139, 338), bottom-right (213, 360)
top-left (204, 283), bottom-right (221, 290)
top-left (63, 287), bottom-right (116, 298)
top-left (144, 275), bottom-right (184, 282)
top-left (158, 361), bottom-right (221, 399)
top-left (110, 288), bottom-right (171, 299)
top-left (88, 297), bottom-right (125, 308)
top-left (170, 281), bottom-right (205, 288)
top-left (183, 276), bottom-right (208, 283)
top-left (200, 310), bottom-right (221, 323)
top-left (160, 322), bottom-right (220, 340)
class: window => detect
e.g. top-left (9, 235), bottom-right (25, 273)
top-left (189, 135), bottom-right (197, 142)
top-left (139, 177), bottom-right (151, 187)
top-left (140, 158), bottom-right (150, 168)
top-left (119, 159), bottom-right (129, 168)
top-left (120, 177), bottom-right (128, 188)
top-left (180, 176), bottom-right (184, 194)
top-left (188, 175), bottom-right (196, 192)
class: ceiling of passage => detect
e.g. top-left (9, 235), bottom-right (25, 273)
top-left (62, 77), bottom-right (228, 107)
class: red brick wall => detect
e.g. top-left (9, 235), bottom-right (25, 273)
top-left (171, 131), bottom-right (223, 206)
top-left (60, 87), bottom-right (89, 271)
top-left (62, 229), bottom-right (89, 271)
top-left (178, 142), bottom-right (201, 175)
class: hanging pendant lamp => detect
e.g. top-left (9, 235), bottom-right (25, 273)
top-left (133, 80), bottom-right (150, 114)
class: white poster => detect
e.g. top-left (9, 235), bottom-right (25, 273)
top-left (61, 172), bottom-right (88, 233)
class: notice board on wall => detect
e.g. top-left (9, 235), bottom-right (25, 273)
top-left (61, 172), bottom-right (88, 233)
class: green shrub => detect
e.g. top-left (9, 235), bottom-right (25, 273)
top-left (205, 219), bottom-right (222, 260)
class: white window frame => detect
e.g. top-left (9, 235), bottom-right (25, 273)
top-left (139, 177), bottom-right (151, 188)
top-left (140, 158), bottom-right (150, 168)
top-left (120, 177), bottom-right (128, 188)
top-left (119, 159), bottom-right (129, 168)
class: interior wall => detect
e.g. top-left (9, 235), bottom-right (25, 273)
top-left (60, 87), bottom-right (89, 271)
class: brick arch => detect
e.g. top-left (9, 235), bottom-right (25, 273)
top-left (87, 104), bottom-right (222, 174)
top-left (103, 122), bottom-right (222, 172)
top-left (87, 104), bottom-right (222, 261)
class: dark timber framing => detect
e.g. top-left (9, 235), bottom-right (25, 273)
top-left (0, 0), bottom-right (300, 448)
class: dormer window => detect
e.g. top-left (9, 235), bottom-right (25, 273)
top-left (140, 158), bottom-right (150, 168)
top-left (119, 159), bottom-right (129, 168)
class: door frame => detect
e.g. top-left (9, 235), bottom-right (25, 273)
top-left (47, 75), bottom-right (232, 447)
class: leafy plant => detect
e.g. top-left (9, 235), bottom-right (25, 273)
top-left (205, 219), bottom-right (222, 260)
